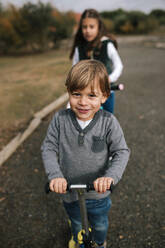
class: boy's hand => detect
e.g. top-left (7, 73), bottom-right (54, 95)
top-left (94, 177), bottom-right (114, 193)
top-left (49, 178), bottom-right (67, 194)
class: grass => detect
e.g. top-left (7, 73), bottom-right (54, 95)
top-left (0, 48), bottom-right (72, 149)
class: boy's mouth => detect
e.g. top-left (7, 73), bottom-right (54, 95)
top-left (77, 108), bottom-right (90, 114)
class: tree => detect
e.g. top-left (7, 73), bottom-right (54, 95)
top-left (50, 9), bottom-right (75, 43)
top-left (150, 9), bottom-right (165, 25)
top-left (19, 1), bottom-right (54, 51)
top-left (101, 9), bottom-right (126, 21)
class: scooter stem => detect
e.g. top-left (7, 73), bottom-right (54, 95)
top-left (77, 189), bottom-right (89, 236)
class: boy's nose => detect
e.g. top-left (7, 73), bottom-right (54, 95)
top-left (79, 96), bottom-right (87, 105)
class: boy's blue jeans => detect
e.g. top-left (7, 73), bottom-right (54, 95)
top-left (102, 91), bottom-right (115, 114)
top-left (63, 196), bottom-right (111, 247)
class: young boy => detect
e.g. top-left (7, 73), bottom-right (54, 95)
top-left (41, 60), bottom-right (130, 248)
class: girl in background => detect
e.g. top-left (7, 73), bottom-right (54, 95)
top-left (69, 9), bottom-right (123, 114)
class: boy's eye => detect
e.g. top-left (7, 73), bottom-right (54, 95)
top-left (89, 94), bottom-right (96, 98)
top-left (72, 92), bottom-right (80, 97)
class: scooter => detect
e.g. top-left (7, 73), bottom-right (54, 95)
top-left (45, 183), bottom-right (114, 248)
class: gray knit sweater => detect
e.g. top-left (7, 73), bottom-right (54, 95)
top-left (41, 109), bottom-right (130, 202)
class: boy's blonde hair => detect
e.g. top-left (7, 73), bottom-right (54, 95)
top-left (65, 60), bottom-right (110, 97)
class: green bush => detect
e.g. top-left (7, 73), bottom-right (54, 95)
top-left (100, 9), bottom-right (161, 34)
top-left (150, 9), bottom-right (165, 25)
top-left (0, 2), bottom-right (75, 54)
top-left (114, 14), bottom-right (128, 33)
top-left (50, 10), bottom-right (75, 43)
top-left (0, 4), bottom-right (163, 54)
top-left (101, 9), bottom-right (126, 21)
top-left (19, 2), bottom-right (54, 51)
top-left (0, 2), bottom-right (2, 14)
top-left (0, 6), bottom-right (24, 53)
top-left (102, 18), bottom-right (114, 32)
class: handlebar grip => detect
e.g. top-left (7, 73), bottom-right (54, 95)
top-left (87, 183), bottom-right (114, 193)
top-left (111, 83), bottom-right (124, 91)
top-left (110, 183), bottom-right (115, 193)
top-left (45, 182), bottom-right (51, 194)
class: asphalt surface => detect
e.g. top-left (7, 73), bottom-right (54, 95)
top-left (0, 41), bottom-right (164, 248)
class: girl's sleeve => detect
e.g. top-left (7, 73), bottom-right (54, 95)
top-left (72, 47), bottom-right (80, 65)
top-left (41, 113), bottom-right (64, 181)
top-left (107, 42), bottom-right (123, 82)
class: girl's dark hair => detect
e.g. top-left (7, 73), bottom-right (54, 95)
top-left (70, 9), bottom-right (118, 59)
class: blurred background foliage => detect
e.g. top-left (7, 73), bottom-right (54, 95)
top-left (0, 1), bottom-right (76, 54)
top-left (0, 1), bottom-right (164, 55)
top-left (101, 8), bottom-right (165, 34)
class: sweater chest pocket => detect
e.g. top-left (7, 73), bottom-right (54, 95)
top-left (91, 136), bottom-right (106, 153)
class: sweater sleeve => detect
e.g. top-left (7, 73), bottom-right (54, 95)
top-left (41, 113), bottom-right (64, 181)
top-left (72, 47), bottom-right (79, 65)
top-left (107, 42), bottom-right (123, 83)
top-left (104, 115), bottom-right (130, 184)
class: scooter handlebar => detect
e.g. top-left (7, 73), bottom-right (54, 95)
top-left (45, 182), bottom-right (115, 194)
top-left (111, 83), bottom-right (124, 91)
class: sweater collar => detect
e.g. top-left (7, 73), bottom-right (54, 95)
top-left (70, 109), bottom-right (100, 134)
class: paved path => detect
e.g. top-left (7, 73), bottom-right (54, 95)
top-left (0, 42), bottom-right (164, 248)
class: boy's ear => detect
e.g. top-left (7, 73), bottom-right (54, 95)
top-left (101, 95), bottom-right (107, 104)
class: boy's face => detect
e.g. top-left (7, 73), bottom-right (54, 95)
top-left (82, 18), bottom-right (99, 42)
top-left (69, 82), bottom-right (107, 121)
